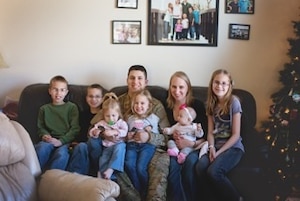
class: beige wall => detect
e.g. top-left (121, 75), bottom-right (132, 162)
top-left (0, 0), bottom-right (300, 129)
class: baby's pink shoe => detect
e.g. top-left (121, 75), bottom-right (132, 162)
top-left (177, 152), bottom-right (187, 164)
top-left (167, 147), bottom-right (179, 157)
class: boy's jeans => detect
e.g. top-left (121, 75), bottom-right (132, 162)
top-left (67, 142), bottom-right (89, 174)
top-left (35, 141), bottom-right (69, 171)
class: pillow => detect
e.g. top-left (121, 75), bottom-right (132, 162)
top-left (2, 101), bottom-right (18, 121)
top-left (0, 113), bottom-right (25, 166)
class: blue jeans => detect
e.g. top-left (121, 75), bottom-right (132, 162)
top-left (99, 142), bottom-right (126, 178)
top-left (189, 26), bottom-right (195, 39)
top-left (195, 148), bottom-right (244, 201)
top-left (125, 142), bottom-right (156, 199)
top-left (67, 142), bottom-right (89, 174)
top-left (87, 137), bottom-right (103, 176)
top-left (163, 21), bottom-right (170, 38)
top-left (67, 137), bottom-right (103, 176)
top-left (167, 150), bottom-right (199, 201)
top-left (194, 23), bottom-right (201, 40)
top-left (35, 141), bottom-right (70, 171)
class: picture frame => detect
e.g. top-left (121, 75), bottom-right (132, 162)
top-left (228, 23), bottom-right (250, 40)
top-left (225, 0), bottom-right (254, 14)
top-left (112, 20), bottom-right (141, 44)
top-left (148, 0), bottom-right (219, 46)
top-left (116, 0), bottom-right (138, 9)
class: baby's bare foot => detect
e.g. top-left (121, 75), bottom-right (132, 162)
top-left (103, 168), bottom-right (114, 180)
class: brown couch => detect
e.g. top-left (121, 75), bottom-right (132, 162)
top-left (17, 83), bottom-right (270, 201)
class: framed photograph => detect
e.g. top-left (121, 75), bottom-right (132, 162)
top-left (112, 20), bottom-right (141, 44)
top-left (148, 0), bottom-right (219, 46)
top-left (117, 0), bottom-right (138, 9)
top-left (225, 0), bottom-right (254, 14)
top-left (228, 23), bottom-right (250, 40)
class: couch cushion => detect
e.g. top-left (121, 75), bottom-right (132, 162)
top-left (39, 169), bottom-right (120, 201)
top-left (0, 113), bottom-right (25, 166)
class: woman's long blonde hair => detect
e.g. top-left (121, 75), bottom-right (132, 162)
top-left (206, 69), bottom-right (233, 116)
top-left (166, 71), bottom-right (193, 109)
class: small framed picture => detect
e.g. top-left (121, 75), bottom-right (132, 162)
top-left (225, 0), bottom-right (254, 14)
top-left (117, 0), bottom-right (138, 9)
top-left (228, 24), bottom-right (250, 40)
top-left (112, 20), bottom-right (141, 44)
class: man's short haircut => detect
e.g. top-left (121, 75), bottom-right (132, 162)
top-left (128, 65), bottom-right (147, 79)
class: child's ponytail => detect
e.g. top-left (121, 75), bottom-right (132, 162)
top-left (101, 92), bottom-right (123, 119)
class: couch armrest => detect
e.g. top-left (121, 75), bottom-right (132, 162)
top-left (38, 169), bottom-right (120, 201)
top-left (10, 120), bottom-right (42, 178)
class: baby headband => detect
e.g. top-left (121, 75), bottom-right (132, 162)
top-left (179, 104), bottom-right (193, 120)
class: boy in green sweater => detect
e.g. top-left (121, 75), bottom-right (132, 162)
top-left (34, 75), bottom-right (80, 172)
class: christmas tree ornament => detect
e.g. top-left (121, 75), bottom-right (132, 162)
top-left (292, 92), bottom-right (300, 103)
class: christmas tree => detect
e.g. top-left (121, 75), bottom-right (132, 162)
top-left (261, 21), bottom-right (300, 200)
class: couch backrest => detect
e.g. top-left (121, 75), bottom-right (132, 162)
top-left (18, 84), bottom-right (257, 146)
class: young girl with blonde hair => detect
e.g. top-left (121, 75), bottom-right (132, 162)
top-left (125, 89), bottom-right (161, 200)
top-left (89, 92), bottom-right (128, 180)
top-left (195, 69), bottom-right (244, 201)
